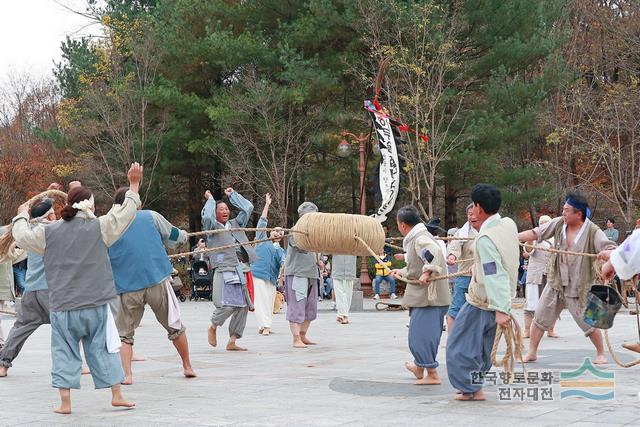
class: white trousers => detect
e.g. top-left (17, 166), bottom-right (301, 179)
top-left (334, 279), bottom-right (354, 317)
top-left (0, 300), bottom-right (5, 345)
top-left (253, 277), bottom-right (276, 329)
top-left (525, 282), bottom-right (541, 312)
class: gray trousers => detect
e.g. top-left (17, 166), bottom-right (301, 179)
top-left (408, 306), bottom-right (447, 369)
top-left (446, 302), bottom-right (497, 394)
top-left (0, 290), bottom-right (50, 368)
top-left (211, 306), bottom-right (248, 339)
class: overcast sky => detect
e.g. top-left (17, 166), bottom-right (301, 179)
top-left (0, 0), bottom-right (102, 81)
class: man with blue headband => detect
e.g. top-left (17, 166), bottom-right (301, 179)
top-left (518, 191), bottom-right (616, 364)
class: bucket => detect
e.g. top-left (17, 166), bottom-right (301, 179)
top-left (583, 285), bottom-right (623, 329)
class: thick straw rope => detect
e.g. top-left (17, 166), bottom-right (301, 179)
top-left (187, 227), bottom-right (306, 238)
top-left (386, 236), bottom-right (474, 242)
top-left (604, 292), bottom-right (640, 368)
top-left (168, 235), bottom-right (283, 259)
top-left (293, 213), bottom-right (385, 256)
top-left (354, 235), bottom-right (470, 284)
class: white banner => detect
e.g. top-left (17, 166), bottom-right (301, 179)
top-left (368, 108), bottom-right (400, 222)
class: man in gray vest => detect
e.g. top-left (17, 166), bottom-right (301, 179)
top-left (446, 184), bottom-right (519, 401)
top-left (202, 187), bottom-right (256, 351)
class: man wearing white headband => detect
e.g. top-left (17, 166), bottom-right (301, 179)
top-left (518, 191), bottom-right (616, 364)
top-left (0, 199), bottom-right (56, 377)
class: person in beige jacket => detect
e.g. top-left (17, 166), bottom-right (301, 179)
top-left (0, 228), bottom-right (26, 349)
top-left (391, 205), bottom-right (451, 386)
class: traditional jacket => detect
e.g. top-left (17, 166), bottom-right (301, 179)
top-left (109, 210), bottom-right (187, 294)
top-left (466, 214), bottom-right (519, 313)
top-left (535, 217), bottom-right (616, 307)
top-left (201, 191), bottom-right (256, 271)
top-left (399, 224), bottom-right (451, 308)
top-left (12, 190), bottom-right (141, 312)
top-left (447, 224), bottom-right (478, 276)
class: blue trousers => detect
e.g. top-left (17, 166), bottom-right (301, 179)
top-left (373, 275), bottom-right (396, 294)
top-left (447, 275), bottom-right (471, 318)
top-left (408, 306), bottom-right (448, 369)
top-left (446, 302), bottom-right (497, 393)
top-left (50, 304), bottom-right (124, 389)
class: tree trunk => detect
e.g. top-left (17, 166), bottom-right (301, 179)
top-left (444, 183), bottom-right (458, 229)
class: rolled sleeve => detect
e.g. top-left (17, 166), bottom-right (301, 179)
top-left (99, 190), bottom-right (141, 247)
top-left (477, 236), bottom-right (511, 314)
top-left (149, 210), bottom-right (187, 249)
top-left (11, 214), bottom-right (46, 255)
top-left (229, 191), bottom-right (254, 228)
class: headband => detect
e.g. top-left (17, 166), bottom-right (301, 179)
top-left (72, 195), bottom-right (96, 219)
top-left (566, 197), bottom-right (591, 219)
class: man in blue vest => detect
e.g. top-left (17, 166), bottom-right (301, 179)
top-left (109, 187), bottom-right (196, 385)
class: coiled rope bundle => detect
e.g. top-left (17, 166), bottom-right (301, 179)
top-left (291, 212), bottom-right (385, 256)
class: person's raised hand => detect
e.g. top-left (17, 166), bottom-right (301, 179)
top-left (391, 269), bottom-right (402, 279)
top-left (265, 193), bottom-right (272, 205)
top-left (204, 190), bottom-right (213, 200)
top-left (224, 187), bottom-right (234, 197)
top-left (127, 162), bottom-right (144, 193)
top-left (68, 180), bottom-right (82, 190)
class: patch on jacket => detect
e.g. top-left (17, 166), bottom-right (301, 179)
top-left (421, 249), bottom-right (434, 263)
top-left (483, 261), bottom-right (497, 276)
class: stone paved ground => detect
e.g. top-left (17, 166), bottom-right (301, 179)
top-left (1, 298), bottom-right (639, 426)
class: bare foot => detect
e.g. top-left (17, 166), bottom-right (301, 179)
top-left (415, 375), bottom-right (441, 385)
top-left (300, 335), bottom-right (316, 345)
top-left (183, 367), bottom-right (197, 378)
top-left (454, 389), bottom-right (485, 401)
top-left (54, 405), bottom-right (71, 414)
top-left (55, 389), bottom-right (71, 414)
top-left (0, 366), bottom-right (7, 377)
top-left (261, 328), bottom-right (271, 336)
top-left (523, 352), bottom-right (537, 363)
top-left (112, 397), bottom-right (136, 409)
top-left (293, 337), bottom-right (308, 348)
top-left (207, 325), bottom-right (217, 348)
top-left (622, 342), bottom-right (640, 353)
top-left (121, 375), bottom-right (133, 386)
top-left (404, 362), bottom-right (424, 380)
top-left (226, 342), bottom-right (247, 351)
top-left (81, 366), bottom-right (91, 375)
top-left (132, 353), bottom-right (146, 362)
top-left (593, 354), bottom-right (608, 365)
top-left (547, 331), bottom-right (560, 338)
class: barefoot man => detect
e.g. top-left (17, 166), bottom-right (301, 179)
top-left (202, 187), bottom-right (256, 351)
top-left (283, 202), bottom-right (321, 348)
top-left (11, 163), bottom-right (144, 414)
top-left (392, 205), bottom-right (451, 385)
top-left (108, 187), bottom-right (196, 384)
top-left (446, 184), bottom-right (519, 401)
top-left (517, 191), bottom-right (616, 364)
